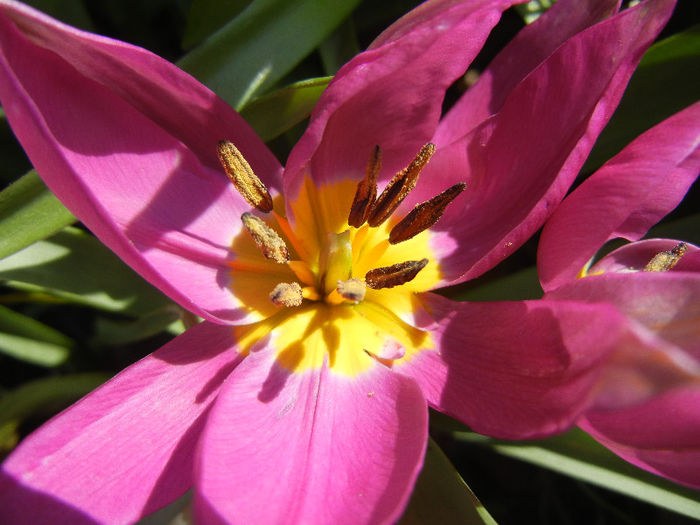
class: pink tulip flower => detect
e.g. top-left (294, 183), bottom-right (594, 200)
top-left (0, 0), bottom-right (679, 522)
top-left (538, 102), bottom-right (700, 488)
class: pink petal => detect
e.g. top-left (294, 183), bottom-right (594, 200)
top-left (435, 0), bottom-right (620, 145)
top-left (546, 270), bottom-right (700, 360)
top-left (0, 322), bottom-right (242, 525)
top-left (0, 3), bottom-right (282, 324)
top-left (395, 293), bottom-right (626, 439)
top-left (410, 0), bottom-right (676, 285)
top-left (195, 348), bottom-right (428, 525)
top-left (579, 387), bottom-right (700, 489)
top-left (539, 102), bottom-right (700, 292)
top-left (283, 0), bottom-right (523, 202)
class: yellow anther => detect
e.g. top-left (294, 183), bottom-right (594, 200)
top-left (218, 140), bottom-right (273, 213)
top-left (241, 212), bottom-right (289, 264)
top-left (269, 282), bottom-right (303, 307)
top-left (336, 278), bottom-right (367, 302)
top-left (644, 243), bottom-right (687, 272)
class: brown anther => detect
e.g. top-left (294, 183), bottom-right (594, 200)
top-left (269, 282), bottom-right (303, 307)
top-left (644, 243), bottom-right (688, 272)
top-left (336, 278), bottom-right (367, 302)
top-left (217, 140), bottom-right (273, 213)
top-left (365, 259), bottom-right (428, 289)
top-left (241, 212), bottom-right (289, 263)
top-left (389, 183), bottom-right (466, 244)
top-left (367, 143), bottom-right (436, 227)
top-left (348, 146), bottom-right (381, 227)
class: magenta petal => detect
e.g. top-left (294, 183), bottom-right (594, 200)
top-left (195, 349), bottom-right (428, 525)
top-left (579, 387), bottom-right (700, 488)
top-left (396, 293), bottom-right (626, 439)
top-left (547, 270), bottom-right (700, 360)
top-left (0, 3), bottom-right (282, 324)
top-left (539, 102), bottom-right (700, 292)
top-left (0, 1), bottom-right (281, 182)
top-left (283, 0), bottom-right (522, 200)
top-left (413, 0), bottom-right (676, 284)
top-left (435, 0), bottom-right (620, 145)
top-left (0, 322), bottom-right (241, 525)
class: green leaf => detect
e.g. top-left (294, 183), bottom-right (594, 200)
top-left (93, 306), bottom-right (185, 346)
top-left (515, 0), bottom-right (557, 24)
top-left (444, 266), bottom-right (542, 302)
top-left (586, 25), bottom-right (700, 171)
top-left (25, 0), bottom-right (95, 30)
top-left (240, 77), bottom-right (331, 141)
top-left (399, 437), bottom-right (497, 525)
top-left (0, 372), bottom-right (109, 453)
top-left (647, 212), bottom-right (700, 246)
top-left (0, 331), bottom-right (70, 367)
top-left (456, 429), bottom-right (700, 520)
top-left (319, 19), bottom-right (360, 75)
top-left (0, 303), bottom-right (74, 348)
top-left (0, 227), bottom-right (171, 316)
top-left (178, 0), bottom-right (362, 109)
top-left (0, 170), bottom-right (76, 260)
top-left (182, 0), bottom-right (251, 49)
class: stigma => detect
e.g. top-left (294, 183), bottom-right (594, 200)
top-left (218, 140), bottom-right (465, 309)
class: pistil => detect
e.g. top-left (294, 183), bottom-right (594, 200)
top-left (320, 230), bottom-right (353, 297)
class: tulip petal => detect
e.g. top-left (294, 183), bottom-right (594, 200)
top-left (409, 0), bottom-right (676, 285)
top-left (283, 0), bottom-right (522, 202)
top-left (539, 102), bottom-right (700, 292)
top-left (195, 347), bottom-right (428, 525)
top-left (394, 293), bottom-right (626, 439)
top-left (0, 322), bottom-right (241, 525)
top-left (579, 387), bottom-right (700, 489)
top-left (547, 270), bottom-right (700, 361)
top-left (435, 0), bottom-right (620, 144)
top-left (0, 3), bottom-right (282, 324)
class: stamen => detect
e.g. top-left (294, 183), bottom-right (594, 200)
top-left (348, 146), bottom-right (381, 227)
top-left (241, 212), bottom-right (289, 263)
top-left (389, 183), bottom-right (466, 244)
top-left (336, 278), bottom-right (367, 302)
top-left (367, 143), bottom-right (436, 227)
top-left (269, 282), bottom-right (303, 307)
top-left (644, 242), bottom-right (687, 272)
top-left (365, 259), bottom-right (428, 289)
top-left (217, 140), bottom-right (273, 213)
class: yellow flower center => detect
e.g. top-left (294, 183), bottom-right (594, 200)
top-left (218, 142), bottom-right (464, 376)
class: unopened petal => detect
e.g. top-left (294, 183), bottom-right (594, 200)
top-left (539, 102), bottom-right (700, 292)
